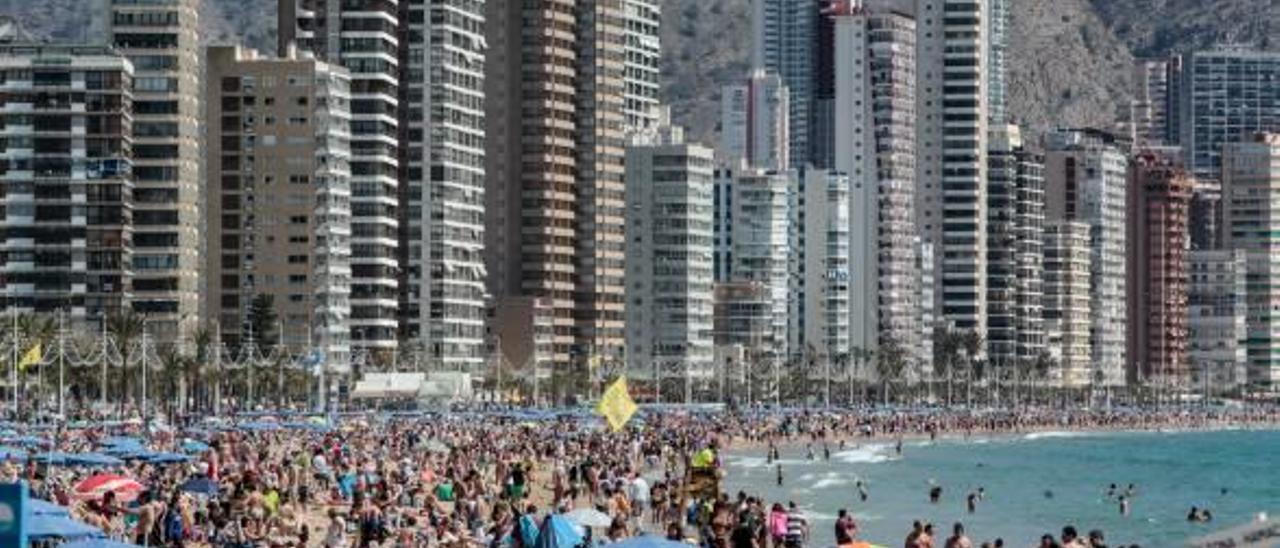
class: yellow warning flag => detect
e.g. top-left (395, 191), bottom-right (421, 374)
top-left (18, 342), bottom-right (40, 373)
top-left (595, 376), bottom-right (637, 433)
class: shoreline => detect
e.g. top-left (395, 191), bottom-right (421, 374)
top-left (721, 420), bottom-right (1280, 453)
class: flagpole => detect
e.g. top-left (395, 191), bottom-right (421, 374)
top-left (11, 306), bottom-right (18, 418)
top-left (58, 310), bottom-right (65, 419)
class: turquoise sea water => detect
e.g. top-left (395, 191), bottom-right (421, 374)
top-left (720, 429), bottom-right (1280, 546)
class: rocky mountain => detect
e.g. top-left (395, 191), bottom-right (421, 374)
top-left (1, 0), bottom-right (1274, 146)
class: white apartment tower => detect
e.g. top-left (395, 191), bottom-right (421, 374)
top-left (1044, 129), bottom-right (1129, 386)
top-left (987, 124), bottom-right (1045, 369)
top-left (280, 0), bottom-right (402, 353)
top-left (623, 0), bottom-right (661, 132)
top-left (832, 3), bottom-right (918, 355)
top-left (789, 169), bottom-right (851, 365)
top-left (1222, 134), bottom-right (1280, 387)
top-left (720, 70), bottom-right (791, 172)
top-left (731, 170), bottom-right (793, 363)
top-left (398, 0), bottom-right (488, 369)
top-left (109, 0), bottom-right (201, 341)
top-left (624, 123), bottom-right (716, 387)
top-left (916, 0), bottom-right (990, 334)
top-left (1042, 221), bottom-right (1092, 387)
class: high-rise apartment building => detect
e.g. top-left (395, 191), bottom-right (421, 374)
top-left (1042, 221), bottom-right (1092, 387)
top-left (1222, 133), bottom-right (1280, 387)
top-left (1044, 129), bottom-right (1129, 386)
top-left (987, 0), bottom-right (1008, 124)
top-left (1188, 249), bottom-right (1248, 392)
top-left (484, 0), bottom-right (628, 371)
top-left (397, 0), bottom-right (488, 369)
top-left (720, 70), bottom-right (791, 171)
top-left (624, 123), bottom-right (715, 387)
top-left (916, 0), bottom-right (991, 334)
top-left (1181, 49), bottom-right (1280, 183)
top-left (832, 2), bottom-right (917, 354)
top-left (789, 168), bottom-right (851, 365)
top-left (109, 0), bottom-right (201, 342)
top-left (752, 0), bottom-right (819, 166)
top-left (987, 124), bottom-right (1045, 371)
top-left (204, 46), bottom-right (353, 369)
top-left (279, 0), bottom-right (401, 353)
top-left (0, 44), bottom-right (133, 327)
top-left (622, 0), bottom-right (661, 132)
top-left (1124, 58), bottom-right (1179, 147)
top-left (713, 167), bottom-right (736, 283)
top-left (1126, 149), bottom-right (1192, 386)
top-left (730, 169), bottom-right (793, 363)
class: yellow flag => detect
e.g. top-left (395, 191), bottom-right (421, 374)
top-left (595, 376), bottom-right (637, 433)
top-left (18, 342), bottom-right (40, 373)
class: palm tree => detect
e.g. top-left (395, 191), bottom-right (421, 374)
top-left (876, 337), bottom-right (908, 406)
top-left (960, 330), bottom-right (984, 406)
top-left (933, 325), bottom-right (961, 406)
top-left (1031, 351), bottom-right (1055, 406)
top-left (190, 327), bottom-right (212, 414)
top-left (106, 311), bottom-right (145, 413)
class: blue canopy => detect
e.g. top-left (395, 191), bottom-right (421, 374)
top-left (611, 536), bottom-right (688, 548)
top-left (102, 447), bottom-right (150, 459)
top-left (535, 515), bottom-right (584, 548)
top-left (61, 538), bottom-right (144, 548)
top-left (28, 514), bottom-right (102, 540)
top-left (69, 453), bottom-right (124, 467)
top-left (99, 436), bottom-right (144, 448)
top-left (180, 476), bottom-right (219, 496)
top-left (181, 439), bottom-right (210, 453)
top-left (32, 451), bottom-right (73, 465)
top-left (30, 498), bottom-right (70, 517)
top-left (142, 452), bottom-right (190, 464)
top-left (0, 445), bottom-right (27, 461)
top-left (239, 421), bottom-right (280, 431)
top-left (4, 435), bottom-right (49, 447)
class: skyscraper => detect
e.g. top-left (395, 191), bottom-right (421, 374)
top-left (1042, 221), bottom-right (1092, 387)
top-left (832, 2), bottom-right (918, 355)
top-left (730, 170), bottom-right (793, 364)
top-left (987, 0), bottom-right (1008, 124)
top-left (1126, 149), bottom-right (1192, 386)
top-left (916, 0), bottom-right (991, 334)
top-left (109, 0), bottom-right (201, 342)
top-left (1188, 250), bottom-right (1248, 392)
top-left (789, 168), bottom-right (851, 366)
top-left (204, 45), bottom-right (353, 370)
top-left (0, 44), bottom-right (133, 327)
top-left (720, 70), bottom-right (791, 171)
top-left (1222, 133), bottom-right (1280, 387)
top-left (279, 0), bottom-right (401, 354)
top-left (484, 0), bottom-right (628, 371)
top-left (752, 0), bottom-right (820, 166)
top-left (624, 121), bottom-right (715, 393)
top-left (987, 124), bottom-right (1045, 372)
top-left (1181, 49), bottom-right (1280, 183)
top-left (398, 0), bottom-right (488, 369)
top-left (1044, 129), bottom-right (1129, 386)
top-left (622, 0), bottom-right (661, 133)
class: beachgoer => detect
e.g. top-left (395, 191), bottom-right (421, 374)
top-left (944, 522), bottom-right (972, 548)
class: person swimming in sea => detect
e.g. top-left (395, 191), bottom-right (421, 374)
top-left (967, 491), bottom-right (978, 513)
top-left (776, 463), bottom-right (784, 486)
top-left (1119, 495), bottom-right (1130, 516)
top-left (930, 485), bottom-right (943, 504)
top-left (823, 443), bottom-right (830, 461)
top-left (856, 480), bottom-right (868, 502)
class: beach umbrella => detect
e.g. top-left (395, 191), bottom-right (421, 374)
top-left (563, 508), bottom-right (612, 528)
top-left (32, 451), bottom-right (73, 465)
top-left (30, 498), bottom-right (70, 517)
top-left (240, 421), bottom-right (280, 432)
top-left (5, 435), bottom-right (49, 447)
top-left (27, 514), bottom-right (102, 540)
top-left (612, 536), bottom-right (690, 548)
top-left (61, 538), bottom-right (145, 548)
top-left (100, 436), bottom-right (144, 448)
top-left (74, 473), bottom-right (145, 502)
top-left (68, 453), bottom-right (124, 467)
top-left (535, 515), bottom-right (584, 548)
top-left (0, 445), bottom-right (27, 461)
top-left (181, 439), bottom-right (210, 453)
top-left (142, 452), bottom-right (191, 464)
top-left (180, 476), bottom-right (220, 496)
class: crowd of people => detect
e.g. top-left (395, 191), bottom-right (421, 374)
top-left (7, 404), bottom-right (1277, 547)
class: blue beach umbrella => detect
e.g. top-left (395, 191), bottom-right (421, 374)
top-left (69, 453), bottom-right (124, 467)
top-left (611, 536), bottom-right (689, 548)
top-left (0, 445), bottom-right (26, 461)
top-left (61, 538), bottom-right (145, 548)
top-left (535, 515), bottom-right (584, 548)
top-left (27, 514), bottom-right (102, 540)
top-left (181, 439), bottom-right (210, 453)
top-left (142, 452), bottom-right (191, 464)
top-left (30, 498), bottom-right (70, 517)
top-left (180, 476), bottom-right (220, 496)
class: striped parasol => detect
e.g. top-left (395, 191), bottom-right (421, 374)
top-left (73, 473), bottom-right (145, 502)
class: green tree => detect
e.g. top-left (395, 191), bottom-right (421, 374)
top-left (877, 337), bottom-right (909, 405)
top-left (107, 311), bottom-right (146, 413)
top-left (248, 294), bottom-right (279, 349)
